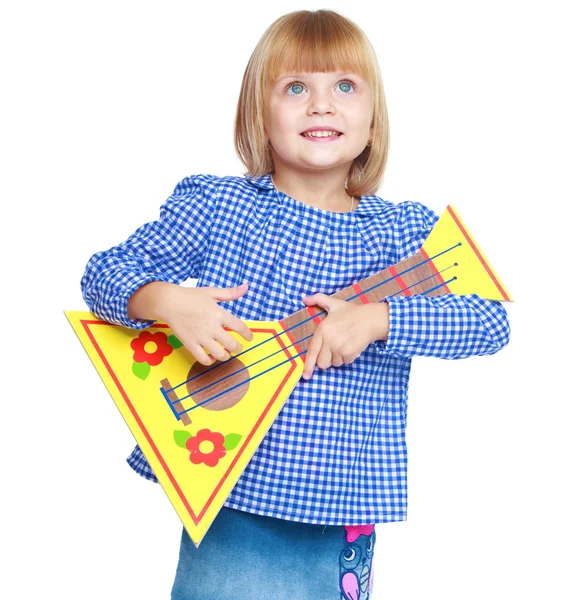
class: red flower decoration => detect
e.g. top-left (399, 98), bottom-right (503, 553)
top-left (186, 429), bottom-right (227, 467)
top-left (131, 331), bottom-right (173, 366)
top-left (344, 524), bottom-right (375, 543)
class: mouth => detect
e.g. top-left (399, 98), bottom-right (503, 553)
top-left (300, 131), bottom-right (343, 142)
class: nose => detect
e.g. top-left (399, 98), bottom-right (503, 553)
top-left (307, 88), bottom-right (335, 116)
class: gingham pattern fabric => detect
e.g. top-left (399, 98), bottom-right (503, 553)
top-left (82, 173), bottom-right (510, 525)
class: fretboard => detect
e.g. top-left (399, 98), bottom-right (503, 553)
top-left (278, 250), bottom-right (450, 356)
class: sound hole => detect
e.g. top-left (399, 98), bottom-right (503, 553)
top-left (185, 358), bottom-right (250, 411)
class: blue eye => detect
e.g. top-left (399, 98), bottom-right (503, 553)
top-left (286, 83), bottom-right (305, 95)
top-left (337, 80), bottom-right (355, 93)
top-left (285, 79), bottom-right (356, 95)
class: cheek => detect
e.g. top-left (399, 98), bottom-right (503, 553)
top-left (360, 105), bottom-right (374, 128)
top-left (274, 112), bottom-right (296, 133)
top-left (267, 117), bottom-right (299, 147)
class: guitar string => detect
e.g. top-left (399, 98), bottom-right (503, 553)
top-left (168, 273), bottom-right (457, 416)
top-left (167, 333), bottom-right (314, 413)
top-left (164, 243), bottom-right (461, 395)
top-left (167, 266), bottom-right (455, 410)
top-left (171, 276), bottom-right (455, 416)
top-left (165, 264), bottom-right (458, 414)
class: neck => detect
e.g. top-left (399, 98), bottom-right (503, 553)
top-left (271, 163), bottom-right (354, 212)
top-left (279, 249), bottom-right (447, 358)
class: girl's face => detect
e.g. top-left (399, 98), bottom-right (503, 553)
top-left (263, 71), bottom-right (374, 177)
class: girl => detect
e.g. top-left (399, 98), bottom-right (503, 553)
top-left (81, 9), bottom-right (510, 599)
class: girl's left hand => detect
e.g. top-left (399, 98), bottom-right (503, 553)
top-left (301, 293), bottom-right (389, 380)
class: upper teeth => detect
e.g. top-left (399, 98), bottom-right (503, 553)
top-left (303, 131), bottom-right (340, 137)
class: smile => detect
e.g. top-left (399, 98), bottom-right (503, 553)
top-left (300, 132), bottom-right (343, 142)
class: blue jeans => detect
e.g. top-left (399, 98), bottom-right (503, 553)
top-left (170, 507), bottom-right (376, 599)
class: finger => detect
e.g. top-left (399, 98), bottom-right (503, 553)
top-left (316, 346), bottom-right (333, 370)
top-left (216, 329), bottom-right (243, 355)
top-left (205, 338), bottom-right (232, 362)
top-left (186, 342), bottom-right (216, 366)
top-left (301, 293), bottom-right (318, 305)
top-left (342, 348), bottom-right (360, 364)
top-left (224, 313), bottom-right (254, 342)
top-left (345, 354), bottom-right (359, 365)
top-left (331, 351), bottom-right (344, 367)
top-left (303, 332), bottom-right (323, 380)
top-left (302, 293), bottom-right (331, 311)
top-left (207, 283), bottom-right (249, 303)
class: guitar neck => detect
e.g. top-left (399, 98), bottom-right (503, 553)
top-left (279, 250), bottom-right (449, 356)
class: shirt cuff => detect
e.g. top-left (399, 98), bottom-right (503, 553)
top-left (373, 296), bottom-right (401, 355)
top-left (96, 273), bottom-right (161, 330)
top-left (119, 274), bottom-right (163, 329)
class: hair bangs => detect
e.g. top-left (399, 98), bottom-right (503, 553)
top-left (263, 15), bottom-right (374, 89)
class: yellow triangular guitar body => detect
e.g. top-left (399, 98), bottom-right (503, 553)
top-left (65, 314), bottom-right (304, 547)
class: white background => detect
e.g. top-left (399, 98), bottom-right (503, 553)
top-left (2, 1), bottom-right (586, 598)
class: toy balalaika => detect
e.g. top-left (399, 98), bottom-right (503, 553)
top-left (66, 205), bottom-right (512, 547)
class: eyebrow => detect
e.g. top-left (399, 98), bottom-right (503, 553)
top-left (274, 72), bottom-right (358, 84)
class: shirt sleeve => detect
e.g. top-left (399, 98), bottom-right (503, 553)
top-left (373, 201), bottom-right (511, 359)
top-left (80, 174), bottom-right (217, 329)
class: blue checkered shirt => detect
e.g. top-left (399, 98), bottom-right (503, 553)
top-left (81, 173), bottom-right (510, 525)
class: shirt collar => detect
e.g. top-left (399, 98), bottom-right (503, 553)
top-left (244, 173), bottom-right (274, 190)
top-left (244, 172), bottom-right (388, 217)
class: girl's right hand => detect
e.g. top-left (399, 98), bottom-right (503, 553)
top-left (128, 282), bottom-right (253, 365)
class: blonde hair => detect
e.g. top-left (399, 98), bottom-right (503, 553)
top-left (234, 9), bottom-right (389, 197)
